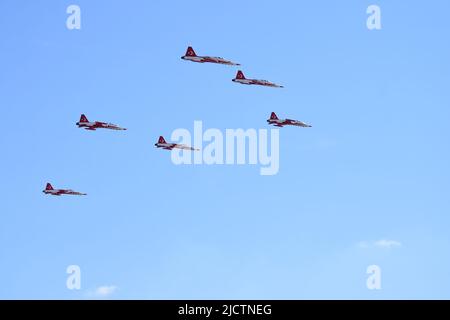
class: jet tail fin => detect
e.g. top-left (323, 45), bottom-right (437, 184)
top-left (158, 136), bottom-right (167, 144)
top-left (270, 112), bottom-right (279, 120)
top-left (79, 114), bottom-right (89, 123)
top-left (185, 46), bottom-right (197, 57)
top-left (45, 183), bottom-right (54, 191)
top-left (236, 70), bottom-right (246, 79)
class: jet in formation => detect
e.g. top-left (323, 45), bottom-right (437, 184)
top-left (267, 112), bottom-right (312, 128)
top-left (76, 114), bottom-right (126, 131)
top-left (232, 70), bottom-right (284, 88)
top-left (155, 136), bottom-right (199, 151)
top-left (181, 46), bottom-right (240, 66)
top-left (43, 183), bottom-right (87, 196)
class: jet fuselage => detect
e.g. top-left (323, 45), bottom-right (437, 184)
top-left (43, 189), bottom-right (86, 196)
top-left (267, 118), bottom-right (311, 127)
top-left (181, 55), bottom-right (239, 66)
top-left (76, 121), bottom-right (125, 131)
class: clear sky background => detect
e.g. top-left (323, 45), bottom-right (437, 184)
top-left (0, 0), bottom-right (449, 299)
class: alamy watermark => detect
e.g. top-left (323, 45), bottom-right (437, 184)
top-left (66, 5), bottom-right (81, 30)
top-left (66, 265), bottom-right (81, 290)
top-left (169, 121), bottom-right (280, 176)
top-left (367, 5), bottom-right (382, 30)
top-left (366, 265), bottom-right (382, 290)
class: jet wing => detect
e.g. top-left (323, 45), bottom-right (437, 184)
top-left (159, 143), bottom-right (197, 151)
top-left (68, 191), bottom-right (86, 196)
top-left (219, 59), bottom-right (240, 66)
top-left (263, 81), bottom-right (283, 88)
top-left (206, 56), bottom-right (240, 65)
top-left (175, 144), bottom-right (198, 151)
top-left (293, 121), bottom-right (311, 127)
top-left (271, 83), bottom-right (284, 88)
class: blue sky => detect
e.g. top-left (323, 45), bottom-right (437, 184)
top-left (0, 0), bottom-right (449, 299)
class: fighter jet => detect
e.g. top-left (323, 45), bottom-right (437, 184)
top-left (181, 46), bottom-right (240, 66)
top-left (76, 114), bottom-right (126, 131)
top-left (267, 112), bottom-right (312, 128)
top-left (154, 136), bottom-right (199, 151)
top-left (42, 183), bottom-right (87, 196)
top-left (232, 70), bottom-right (284, 88)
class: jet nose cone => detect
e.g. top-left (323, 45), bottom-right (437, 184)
top-left (76, 122), bottom-right (79, 126)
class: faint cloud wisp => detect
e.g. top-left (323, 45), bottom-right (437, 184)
top-left (86, 285), bottom-right (118, 299)
top-left (358, 239), bottom-right (402, 249)
top-left (374, 239), bottom-right (402, 249)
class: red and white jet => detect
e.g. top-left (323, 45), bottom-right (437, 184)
top-left (76, 114), bottom-right (126, 131)
top-left (232, 70), bottom-right (284, 88)
top-left (42, 183), bottom-right (87, 196)
top-left (154, 136), bottom-right (199, 151)
top-left (267, 112), bottom-right (312, 128)
top-left (181, 46), bottom-right (240, 66)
